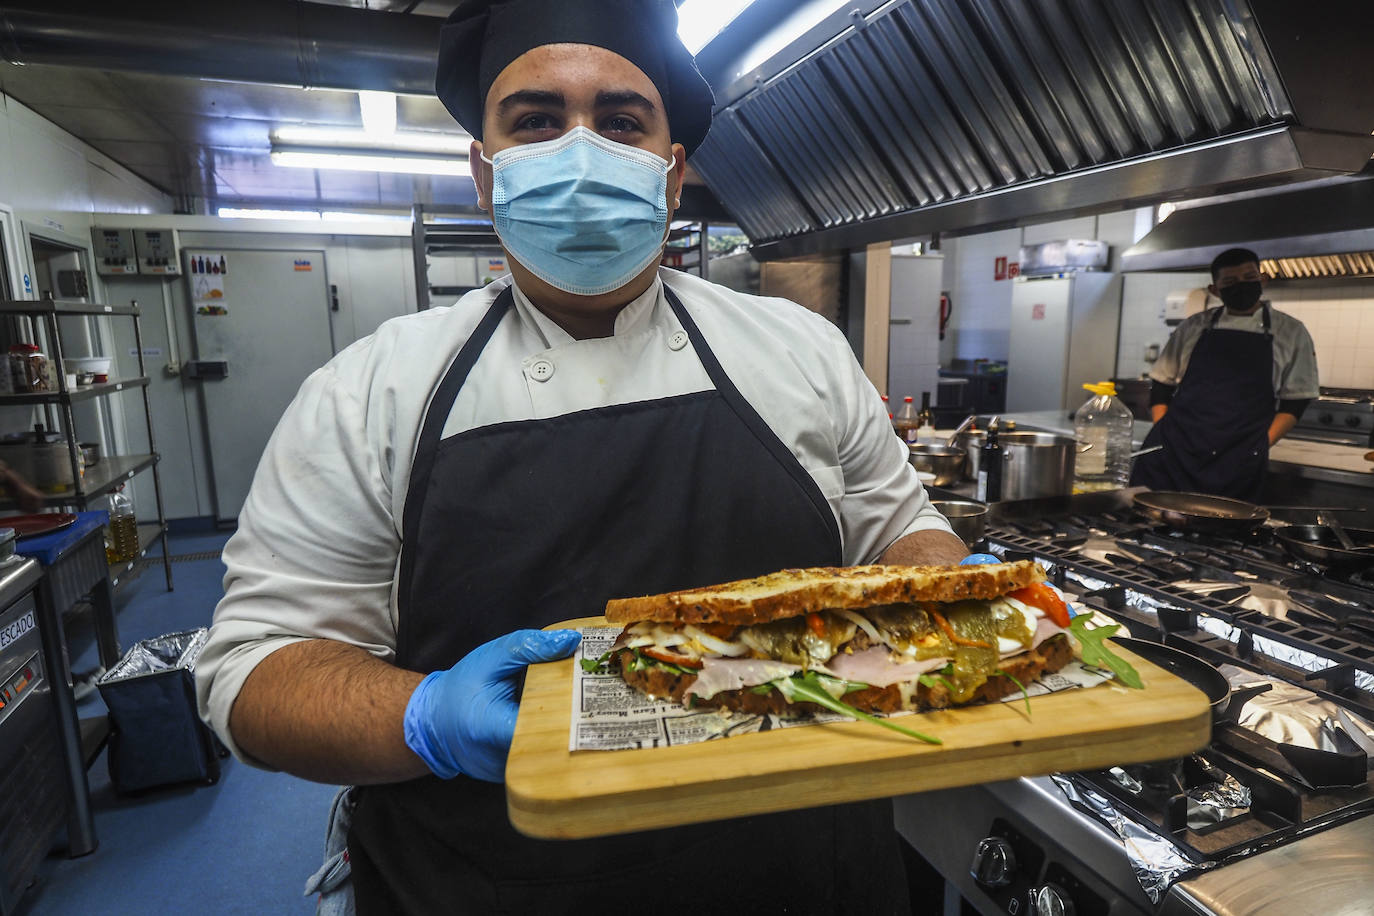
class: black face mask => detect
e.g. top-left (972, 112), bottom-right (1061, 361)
top-left (1219, 280), bottom-right (1262, 312)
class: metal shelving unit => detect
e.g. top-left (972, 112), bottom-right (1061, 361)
top-left (410, 204), bottom-right (501, 311)
top-left (0, 293), bottom-right (173, 592)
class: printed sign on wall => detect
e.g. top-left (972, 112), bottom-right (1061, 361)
top-left (191, 252), bottom-right (227, 304)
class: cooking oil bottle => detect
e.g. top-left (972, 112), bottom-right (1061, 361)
top-left (105, 485), bottom-right (138, 564)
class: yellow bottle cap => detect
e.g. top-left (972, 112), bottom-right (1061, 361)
top-left (1082, 381), bottom-right (1117, 397)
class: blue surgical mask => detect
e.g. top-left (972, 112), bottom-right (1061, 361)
top-left (482, 127), bottom-right (674, 297)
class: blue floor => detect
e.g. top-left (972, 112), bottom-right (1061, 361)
top-left (18, 531), bottom-right (340, 915)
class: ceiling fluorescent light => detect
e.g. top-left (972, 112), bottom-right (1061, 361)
top-left (320, 211), bottom-right (412, 222)
top-left (273, 126), bottom-right (471, 153)
top-left (218, 207), bottom-right (322, 220)
top-left (358, 90), bottom-right (397, 137)
top-left (677, 0), bottom-right (757, 54)
top-left (271, 147), bottom-right (469, 176)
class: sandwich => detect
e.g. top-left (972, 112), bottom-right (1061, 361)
top-left (593, 561), bottom-right (1136, 742)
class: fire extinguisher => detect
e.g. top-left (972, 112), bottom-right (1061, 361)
top-left (938, 291), bottom-right (953, 341)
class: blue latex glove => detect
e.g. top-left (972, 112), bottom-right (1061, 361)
top-left (403, 628), bottom-right (581, 783)
top-left (960, 553), bottom-right (1001, 565)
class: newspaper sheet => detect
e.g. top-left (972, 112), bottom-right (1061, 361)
top-left (569, 626), bottom-right (1116, 752)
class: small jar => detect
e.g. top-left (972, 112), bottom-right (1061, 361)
top-left (7, 344), bottom-right (45, 392)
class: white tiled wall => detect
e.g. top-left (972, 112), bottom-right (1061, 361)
top-left (1263, 280), bottom-right (1374, 390)
top-left (1115, 275), bottom-right (1374, 390)
top-left (1116, 271), bottom-right (1212, 380)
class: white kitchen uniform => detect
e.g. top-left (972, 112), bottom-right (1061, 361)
top-left (196, 268), bottom-right (953, 759)
top-left (1148, 303), bottom-right (1319, 400)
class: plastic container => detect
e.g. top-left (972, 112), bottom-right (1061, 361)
top-left (894, 396), bottom-right (920, 443)
top-left (7, 344), bottom-right (48, 392)
top-left (106, 485), bottom-right (138, 564)
top-left (96, 629), bottom-right (223, 792)
top-left (1074, 381), bottom-right (1135, 492)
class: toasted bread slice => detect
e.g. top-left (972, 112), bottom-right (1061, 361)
top-left (616, 633), bottom-right (1074, 716)
top-left (604, 560), bottom-right (1046, 627)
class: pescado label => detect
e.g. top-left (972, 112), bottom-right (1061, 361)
top-left (0, 611), bottom-right (34, 650)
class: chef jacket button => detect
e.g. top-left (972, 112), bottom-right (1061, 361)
top-left (528, 358), bottom-right (555, 382)
top-left (668, 330), bottom-right (689, 351)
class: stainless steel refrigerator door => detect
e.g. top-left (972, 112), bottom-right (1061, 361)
top-left (1008, 277), bottom-right (1072, 412)
top-left (185, 249), bottom-right (335, 523)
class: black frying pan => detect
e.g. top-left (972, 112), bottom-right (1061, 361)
top-left (1133, 491), bottom-right (1270, 536)
top-left (1113, 637), bottom-right (1272, 725)
top-left (1113, 637), bottom-right (1226, 709)
top-left (1275, 524), bottom-right (1374, 572)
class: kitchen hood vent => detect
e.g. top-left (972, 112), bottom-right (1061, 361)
top-left (1260, 254), bottom-right (1374, 281)
top-left (691, 0), bottom-right (1374, 260)
top-left (1121, 175), bottom-right (1374, 275)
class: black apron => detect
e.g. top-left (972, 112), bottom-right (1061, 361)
top-left (346, 286), bottom-right (911, 915)
top-left (1130, 304), bottom-right (1274, 501)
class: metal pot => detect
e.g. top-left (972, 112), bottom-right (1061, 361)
top-left (960, 431), bottom-right (1075, 500)
top-left (931, 499), bottom-right (987, 546)
top-left (908, 444), bottom-right (966, 486)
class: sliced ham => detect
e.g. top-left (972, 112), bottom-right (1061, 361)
top-left (686, 657), bottom-right (803, 699)
top-left (825, 647), bottom-right (949, 687)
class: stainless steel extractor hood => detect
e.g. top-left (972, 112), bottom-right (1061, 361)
top-left (1121, 174), bottom-right (1374, 277)
top-left (690, 0), bottom-right (1374, 261)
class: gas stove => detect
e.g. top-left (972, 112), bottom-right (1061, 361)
top-left (895, 490), bottom-right (1374, 916)
top-left (1289, 388), bottom-right (1374, 447)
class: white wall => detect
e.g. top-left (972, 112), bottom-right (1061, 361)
top-left (0, 94), bottom-right (170, 216)
top-left (1116, 271), bottom-right (1212, 380)
top-left (937, 209), bottom-right (1151, 368)
top-left (1262, 280), bottom-right (1374, 390)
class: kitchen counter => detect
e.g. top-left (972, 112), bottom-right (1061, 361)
top-left (940, 412), bottom-right (1374, 489)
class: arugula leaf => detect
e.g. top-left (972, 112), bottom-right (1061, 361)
top-left (995, 668), bottom-right (1032, 719)
top-left (769, 671), bottom-right (942, 745)
top-left (1069, 614), bottom-right (1144, 689)
top-left (579, 649), bottom-right (613, 673)
top-left (917, 673), bottom-right (957, 695)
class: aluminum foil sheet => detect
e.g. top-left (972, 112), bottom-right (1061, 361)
top-left (99, 628), bottom-right (209, 682)
top-left (1216, 664), bottom-right (1374, 755)
top-left (1051, 774), bottom-right (1210, 903)
top-left (1185, 773), bottom-right (1252, 830)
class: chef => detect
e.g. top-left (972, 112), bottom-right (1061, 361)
top-left (196, 0), bottom-right (965, 912)
top-left (1131, 247), bottom-right (1318, 500)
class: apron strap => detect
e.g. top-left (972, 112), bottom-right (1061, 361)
top-left (397, 287), bottom-right (514, 655)
top-left (661, 285), bottom-right (841, 550)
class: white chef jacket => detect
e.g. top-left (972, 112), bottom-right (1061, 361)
top-left (1148, 304), bottom-right (1319, 400)
top-left (196, 268), bottom-right (954, 762)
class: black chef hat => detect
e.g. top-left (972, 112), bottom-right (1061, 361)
top-left (436, 0), bottom-right (715, 157)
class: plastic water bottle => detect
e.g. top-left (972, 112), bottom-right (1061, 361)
top-left (1074, 382), bottom-right (1135, 492)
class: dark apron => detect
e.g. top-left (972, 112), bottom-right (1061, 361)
top-left (346, 285), bottom-right (910, 915)
top-left (1130, 305), bottom-right (1274, 501)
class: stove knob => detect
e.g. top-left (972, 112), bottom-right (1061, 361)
top-left (970, 836), bottom-right (1017, 888)
top-left (1030, 883), bottom-right (1076, 916)
top-left (1318, 413), bottom-right (1333, 425)
top-left (1346, 415), bottom-right (1363, 428)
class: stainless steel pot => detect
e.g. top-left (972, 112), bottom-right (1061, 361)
top-left (959, 431), bottom-right (1075, 500)
top-left (931, 499), bottom-right (987, 546)
top-left (908, 444), bottom-right (966, 486)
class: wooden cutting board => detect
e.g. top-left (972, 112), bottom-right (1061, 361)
top-left (506, 617), bottom-right (1211, 840)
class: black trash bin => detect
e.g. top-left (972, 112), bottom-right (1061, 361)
top-left (96, 628), bottom-right (223, 793)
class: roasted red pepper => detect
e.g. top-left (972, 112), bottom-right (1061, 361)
top-left (1010, 581), bottom-right (1072, 628)
top-left (807, 612), bottom-right (826, 638)
top-left (641, 646), bottom-right (703, 670)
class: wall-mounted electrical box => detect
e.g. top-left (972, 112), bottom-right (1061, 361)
top-left (133, 229), bottom-right (181, 276)
top-left (91, 227), bottom-right (139, 275)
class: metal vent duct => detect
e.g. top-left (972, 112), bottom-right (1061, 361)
top-left (1261, 254), bottom-right (1374, 280)
top-left (1121, 175), bottom-right (1374, 275)
top-left (692, 0), bottom-right (1374, 259)
top-left (0, 0), bottom-right (440, 93)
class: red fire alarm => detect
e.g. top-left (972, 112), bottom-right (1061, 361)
top-left (1008, 261), bottom-right (1021, 279)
